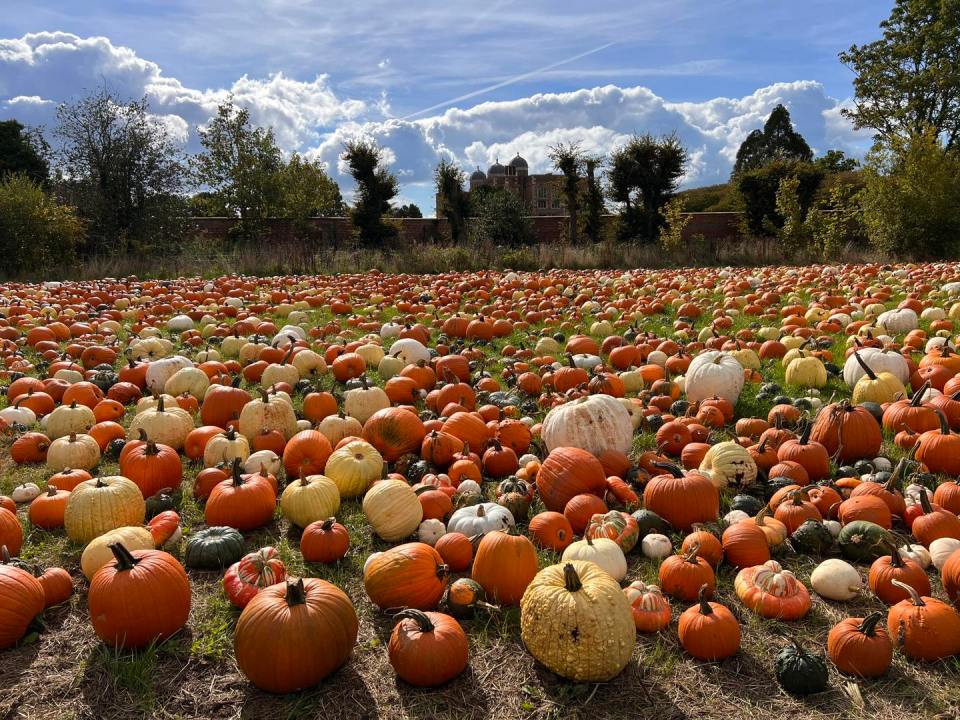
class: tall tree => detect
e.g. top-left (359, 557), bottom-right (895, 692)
top-left (548, 141), bottom-right (584, 244)
top-left (341, 139), bottom-right (398, 246)
top-left (434, 160), bottom-right (470, 243)
top-left (581, 156), bottom-right (605, 242)
top-left (193, 98), bottom-right (283, 239)
top-left (840, 0), bottom-right (960, 151)
top-left (473, 187), bottom-right (533, 247)
top-left (733, 105), bottom-right (813, 175)
top-left (608, 133), bottom-right (687, 243)
top-left (55, 87), bottom-right (186, 254)
top-left (389, 203), bottom-right (423, 218)
top-left (814, 149), bottom-right (860, 173)
top-left (0, 120), bottom-right (49, 185)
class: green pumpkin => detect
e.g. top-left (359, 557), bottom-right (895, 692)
top-left (790, 519), bottom-right (834, 555)
top-left (631, 509), bottom-right (673, 538)
top-left (730, 494), bottom-right (764, 516)
top-left (145, 489), bottom-right (176, 519)
top-left (185, 526), bottom-right (245, 569)
top-left (446, 578), bottom-right (489, 618)
top-left (838, 520), bottom-right (889, 563)
top-left (775, 641), bottom-right (828, 696)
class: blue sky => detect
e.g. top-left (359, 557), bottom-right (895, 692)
top-left (1, 1), bottom-right (892, 212)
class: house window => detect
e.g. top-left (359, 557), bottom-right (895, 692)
top-left (552, 197), bottom-right (561, 209)
top-left (536, 186), bottom-right (547, 199)
top-left (537, 200), bottom-right (547, 209)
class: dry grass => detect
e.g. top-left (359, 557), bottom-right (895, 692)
top-left (0, 270), bottom-right (958, 720)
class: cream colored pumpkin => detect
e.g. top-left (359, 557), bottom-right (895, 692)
top-left (244, 450), bottom-right (281, 476)
top-left (238, 391), bottom-right (298, 441)
top-left (261, 352), bottom-right (301, 389)
top-left (685, 351), bottom-right (744, 404)
top-left (728, 346), bottom-right (760, 370)
top-left (45, 401), bottom-right (96, 439)
top-left (377, 355), bottom-right (404, 380)
top-left (877, 307), bottom-right (918, 335)
top-left (316, 414), bottom-right (363, 446)
top-left (220, 334), bottom-right (246, 358)
top-left (784, 355), bottom-right (827, 388)
top-left (541, 394), bottom-right (633, 456)
top-left (362, 478), bottom-right (423, 542)
top-left (203, 428), bottom-right (251, 468)
top-left (388, 338), bottom-right (430, 365)
top-left (279, 474), bottom-right (341, 528)
top-left (0, 403), bottom-right (37, 427)
top-left (640, 533), bottom-right (673, 560)
top-left (46, 432), bottom-right (101, 471)
top-left (698, 441), bottom-right (758, 489)
top-left (135, 394), bottom-right (178, 414)
top-left (417, 519), bottom-right (446, 546)
top-left (291, 349), bottom-right (327, 379)
top-left (128, 397), bottom-right (194, 449)
top-left (80, 526), bottom-right (155, 580)
top-left (324, 440), bottom-right (384, 498)
top-left (930, 538), bottom-right (960, 570)
top-left (355, 343), bottom-right (385, 367)
top-left (164, 366), bottom-right (210, 399)
top-left (64, 476), bottom-right (146, 544)
top-left (343, 379), bottom-right (391, 425)
top-left (561, 536), bottom-right (627, 581)
top-left (841, 347), bottom-right (910, 387)
top-left (520, 561), bottom-right (635, 682)
top-left (810, 559), bottom-right (862, 601)
top-left (145, 355), bottom-right (194, 394)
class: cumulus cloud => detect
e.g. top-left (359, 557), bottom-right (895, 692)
top-left (0, 31), bottom-right (872, 211)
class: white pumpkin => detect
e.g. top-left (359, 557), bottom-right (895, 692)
top-left (562, 536), bottom-right (627, 581)
top-left (900, 543), bottom-right (932, 570)
top-left (823, 520), bottom-right (842, 538)
top-left (698, 441), bottom-right (757, 489)
top-left (46, 432), bottom-right (101, 471)
top-left (166, 315), bottom-right (194, 332)
top-left (203, 428), bottom-right (251, 468)
top-left (291, 349), bottom-right (327, 379)
top-left (684, 351), bottom-right (744, 404)
top-left (316, 413), bottom-right (363, 446)
top-left (541, 395), bottom-right (633, 456)
top-left (145, 355), bottom-right (194, 394)
top-left (447, 502), bottom-right (514, 536)
top-left (930, 538), bottom-right (960, 571)
top-left (417, 519), bottom-right (446, 546)
top-left (842, 347), bottom-right (910, 387)
top-left (244, 450), bottom-right (281, 476)
top-left (877, 307), bottom-right (918, 335)
top-left (164, 366), bottom-right (210, 399)
top-left (343, 378), bottom-right (391, 424)
top-left (640, 533), bottom-right (673, 560)
top-left (0, 403), bottom-right (38, 428)
top-left (11, 482), bottom-right (42, 503)
top-left (45, 401), bottom-right (95, 439)
top-left (724, 509), bottom-right (750, 525)
top-left (388, 338), bottom-right (430, 365)
top-left (810, 559), bottom-right (862, 601)
top-left (238, 391), bottom-right (298, 441)
top-left (128, 397), bottom-right (194, 450)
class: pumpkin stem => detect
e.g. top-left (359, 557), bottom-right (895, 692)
top-left (395, 608), bottom-right (435, 633)
top-left (156, 395), bottom-right (165, 413)
top-left (145, 439), bottom-right (159, 456)
top-left (917, 486), bottom-right (935, 514)
top-left (285, 578), bottom-right (307, 606)
top-left (1, 545), bottom-right (9, 564)
top-left (858, 611), bottom-right (885, 637)
top-left (108, 543), bottom-right (140, 572)
top-left (650, 461), bottom-right (685, 478)
top-left (46, 485), bottom-right (58, 496)
top-left (562, 563), bottom-right (583, 592)
top-left (798, 421), bottom-right (812, 445)
top-left (696, 584), bottom-right (713, 615)
top-left (852, 351), bottom-right (877, 381)
top-left (436, 563), bottom-right (450, 581)
top-left (890, 578), bottom-right (924, 606)
top-left (886, 540), bottom-right (905, 568)
top-left (136, 428), bottom-right (149, 443)
top-left (231, 457), bottom-right (245, 486)
top-left (320, 517), bottom-right (336, 531)
top-left (934, 408), bottom-right (951, 436)
top-left (910, 381), bottom-right (930, 407)
top-left (683, 542), bottom-right (701, 563)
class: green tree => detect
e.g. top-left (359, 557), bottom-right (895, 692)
top-left (860, 130), bottom-right (960, 258)
top-left (804, 182), bottom-right (864, 258)
top-left (733, 105), bottom-right (813, 175)
top-left (658, 196), bottom-right (691, 252)
top-left (0, 120), bottom-right (49, 185)
top-left (0, 174), bottom-right (83, 276)
top-left (548, 141), bottom-right (584, 244)
top-left (187, 191), bottom-right (229, 217)
top-left (389, 203), bottom-right (423, 218)
top-left (434, 160), bottom-right (470, 243)
top-left (341, 139), bottom-right (399, 246)
top-left (840, 0), bottom-right (960, 151)
top-left (473, 187), bottom-right (533, 247)
top-left (814, 150), bottom-right (860, 173)
top-left (581, 156), bottom-right (605, 242)
top-left (273, 153), bottom-right (344, 239)
top-left (608, 133), bottom-right (687, 243)
top-left (192, 98), bottom-right (283, 239)
top-left (774, 175), bottom-right (809, 252)
top-left (736, 160), bottom-right (824, 236)
top-left (55, 87), bottom-right (186, 254)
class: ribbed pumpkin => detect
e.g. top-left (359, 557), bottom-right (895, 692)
top-left (88, 544), bottom-right (191, 649)
top-left (0, 547), bottom-right (45, 649)
top-left (279, 474), bottom-right (340, 528)
top-left (642, 462), bottom-right (719, 531)
top-left (64, 476), bottom-right (146, 544)
top-left (300, 518), bottom-right (350, 564)
top-left (886, 579), bottom-right (960, 661)
top-left (536, 447), bottom-right (607, 512)
top-left (659, 543), bottom-right (716, 602)
top-left (734, 560), bottom-right (811, 620)
top-left (623, 581), bottom-right (672, 632)
top-left (520, 561), bottom-right (635, 682)
top-left (810, 402), bottom-right (881, 463)
top-left (0, 508), bottom-right (23, 556)
top-left (721, 521), bottom-right (771, 568)
top-left (363, 542), bottom-right (449, 610)
top-left (119, 438), bottom-right (183, 497)
top-left (323, 440), bottom-right (383, 498)
top-left (206, 459), bottom-right (277, 532)
top-left (234, 578), bottom-right (358, 693)
top-left (362, 478), bottom-right (423, 542)
top-left (528, 511), bottom-right (574, 552)
top-left (80, 525), bottom-right (156, 580)
top-left (362, 408), bottom-right (426, 462)
top-left (388, 610), bottom-right (468, 687)
top-left (826, 612), bottom-right (892, 677)
top-left (678, 585), bottom-right (741, 660)
top-left (471, 527), bottom-right (538, 606)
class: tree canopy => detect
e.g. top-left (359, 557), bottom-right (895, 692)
top-left (0, 120), bottom-right (49, 185)
top-left (342, 139), bottom-right (399, 246)
top-left (732, 105), bottom-right (812, 175)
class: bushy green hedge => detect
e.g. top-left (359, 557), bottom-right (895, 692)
top-left (0, 174), bottom-right (84, 277)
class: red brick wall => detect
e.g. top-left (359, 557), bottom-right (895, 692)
top-left (189, 212), bottom-right (742, 245)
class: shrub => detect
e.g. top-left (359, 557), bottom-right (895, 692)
top-left (0, 174), bottom-right (84, 277)
top-left (860, 132), bottom-right (960, 258)
top-left (736, 161), bottom-right (824, 236)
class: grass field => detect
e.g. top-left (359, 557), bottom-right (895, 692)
top-left (2, 268), bottom-right (960, 720)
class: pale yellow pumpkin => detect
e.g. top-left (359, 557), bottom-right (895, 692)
top-left (698, 441), bottom-right (758, 489)
top-left (362, 478), bottom-right (423, 542)
top-left (64, 476), bottom-right (146, 543)
top-left (46, 432), bottom-right (101, 471)
top-left (128, 397), bottom-right (194, 449)
top-left (324, 440), bottom-right (384, 499)
top-left (80, 526), bottom-right (155, 580)
top-left (784, 355), bottom-right (828, 388)
top-left (238, 391), bottom-right (298, 441)
top-left (279, 474), bottom-right (341, 528)
top-left (520, 561), bottom-right (635, 682)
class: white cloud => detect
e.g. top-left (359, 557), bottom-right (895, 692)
top-left (0, 31), bottom-right (873, 212)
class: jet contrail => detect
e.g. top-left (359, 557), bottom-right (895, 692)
top-left (403, 41), bottom-right (617, 120)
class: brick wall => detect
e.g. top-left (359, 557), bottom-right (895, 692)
top-left (189, 212), bottom-right (742, 246)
